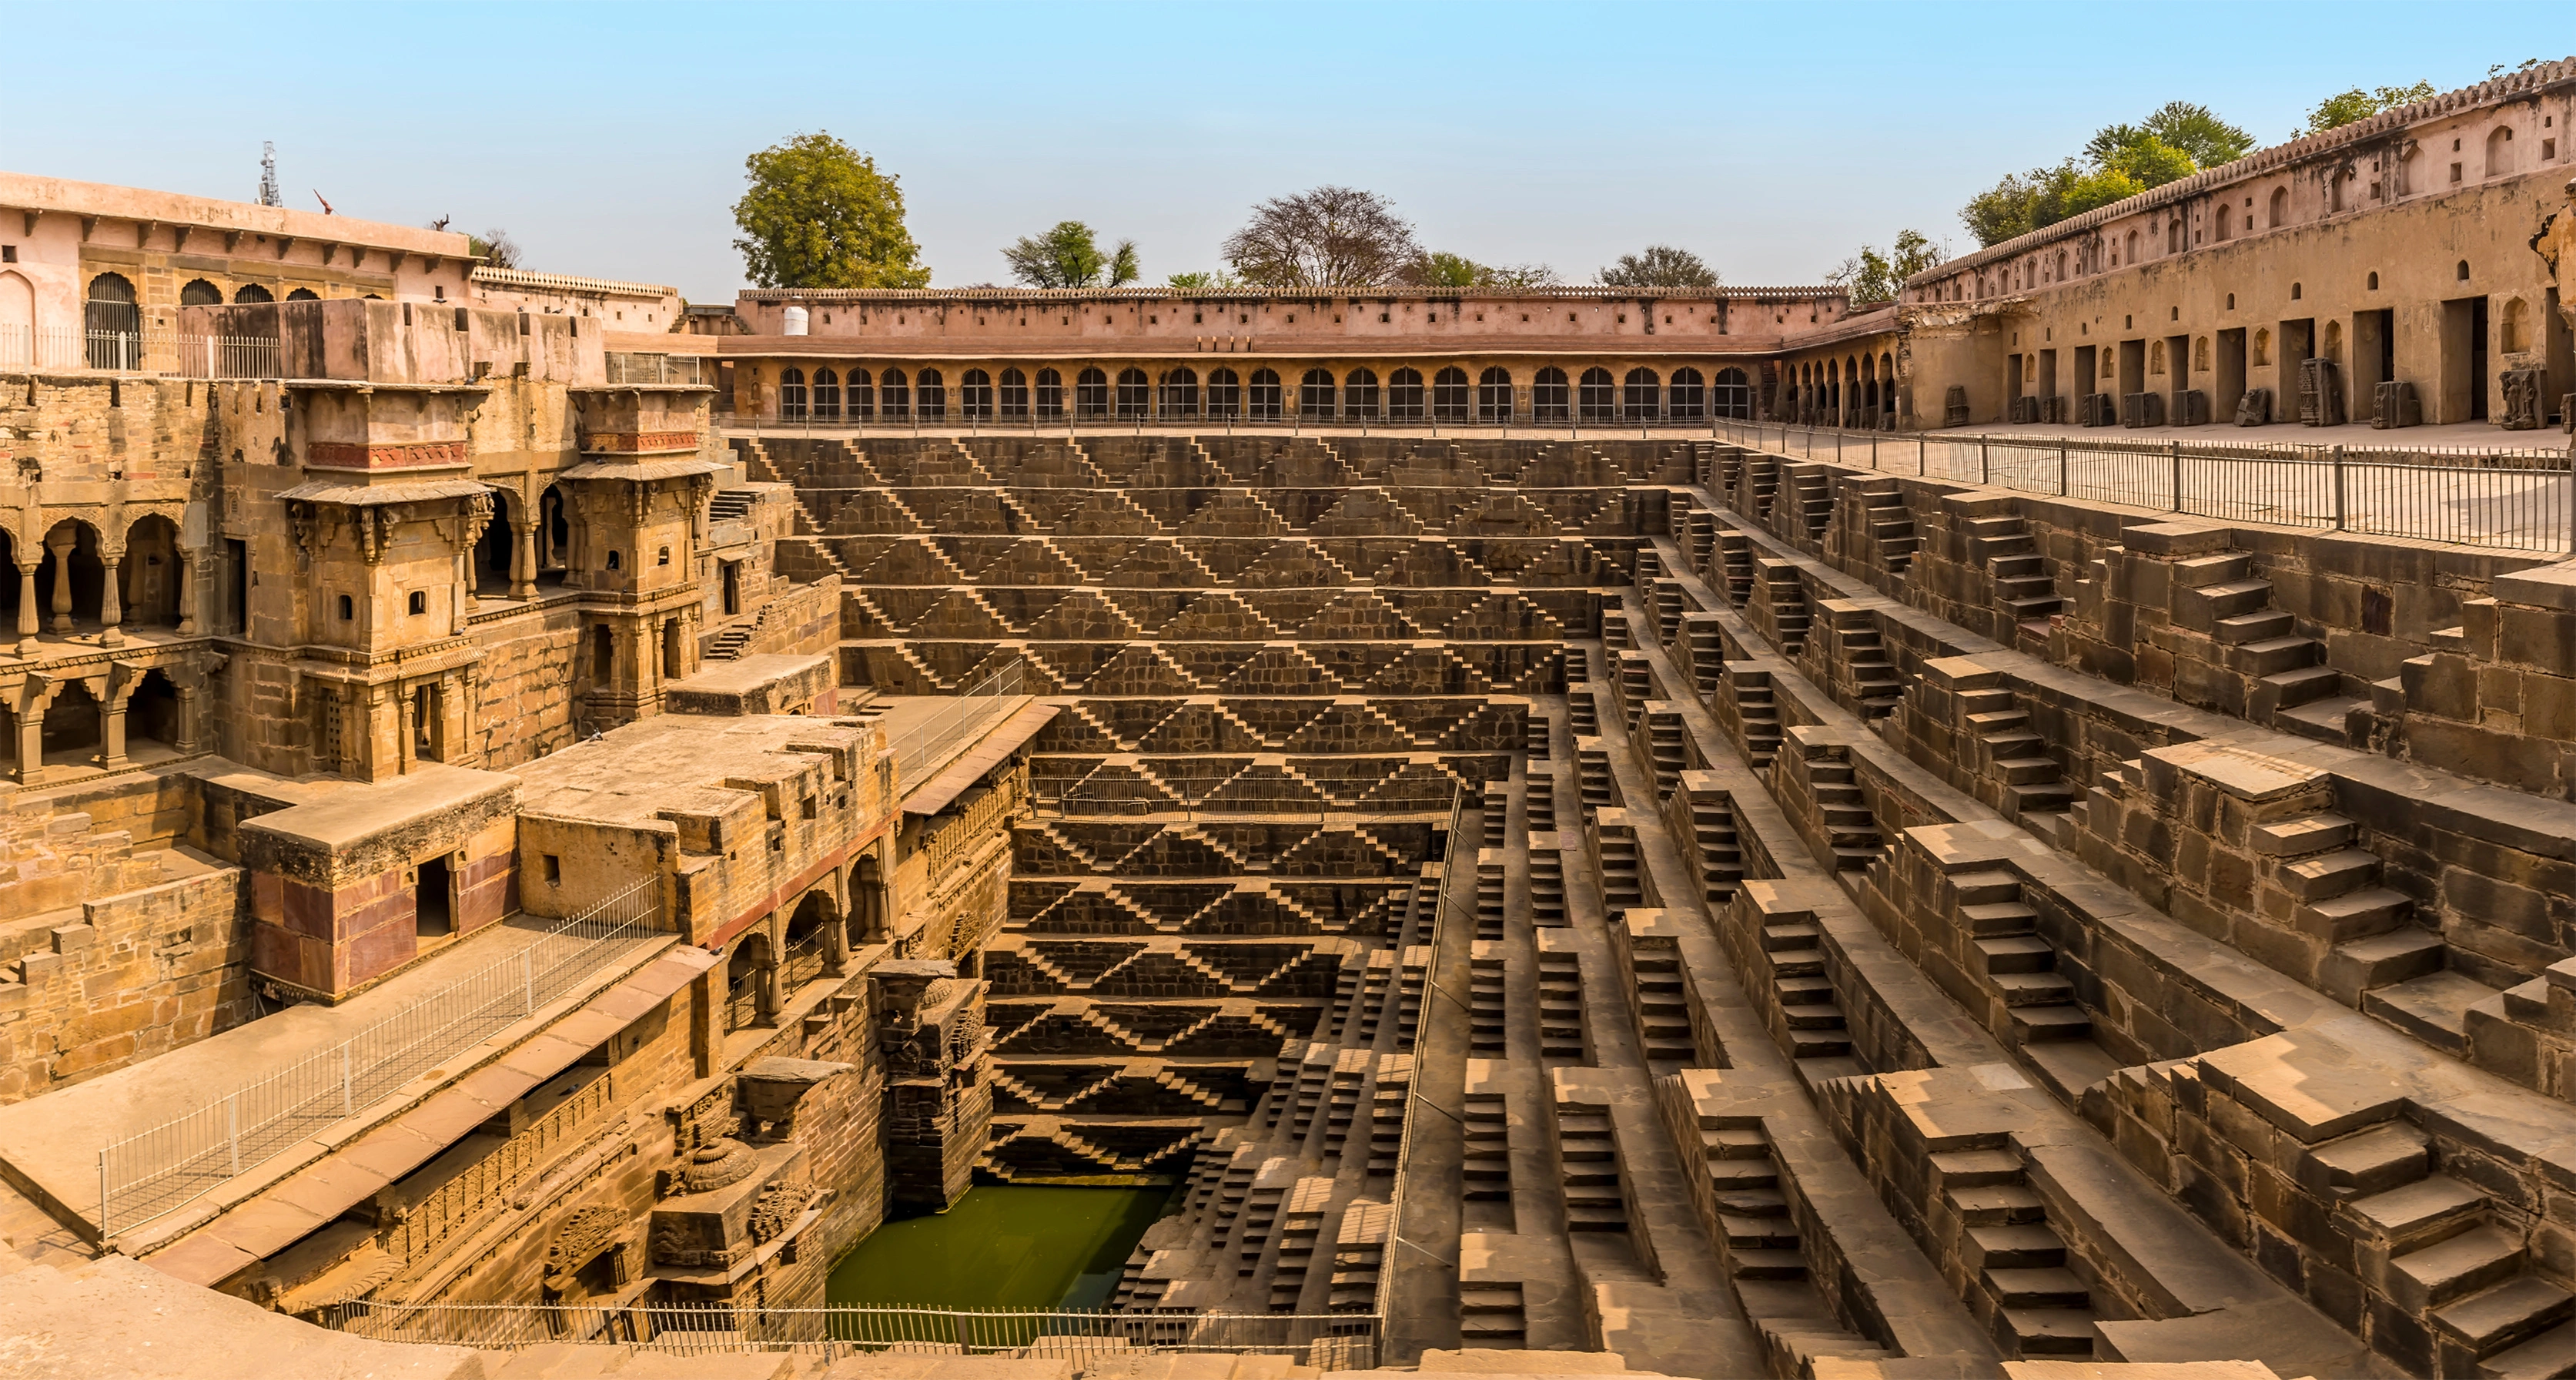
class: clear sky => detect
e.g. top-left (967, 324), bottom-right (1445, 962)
top-left (0, 2), bottom-right (2560, 301)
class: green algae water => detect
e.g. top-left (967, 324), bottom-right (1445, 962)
top-left (826, 1184), bottom-right (1175, 1311)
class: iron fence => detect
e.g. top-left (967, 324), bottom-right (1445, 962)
top-left (319, 1299), bottom-right (1379, 1369)
top-left (887, 661), bottom-right (1025, 784)
top-left (96, 876), bottom-right (665, 1239)
top-left (1717, 420), bottom-right (2576, 554)
top-left (0, 325), bottom-right (283, 378)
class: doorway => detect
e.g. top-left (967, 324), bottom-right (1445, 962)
top-left (2353, 310), bottom-right (2394, 408)
top-left (2166, 333), bottom-right (2192, 421)
top-left (721, 561), bottom-right (742, 616)
top-left (2279, 319), bottom-right (2316, 411)
top-left (2037, 349), bottom-right (2059, 410)
top-left (2441, 297), bottom-right (2491, 422)
top-left (417, 856), bottom-right (454, 938)
top-left (2216, 328), bottom-right (2248, 421)
top-left (2118, 340), bottom-right (2147, 401)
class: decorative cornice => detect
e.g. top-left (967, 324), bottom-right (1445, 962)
top-left (303, 440), bottom-right (470, 472)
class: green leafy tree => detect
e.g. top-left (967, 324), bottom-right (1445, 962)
top-left (1480, 262), bottom-right (1561, 290)
top-left (731, 132), bottom-right (929, 289)
top-left (2093, 102), bottom-right (2254, 170)
top-left (1828, 229), bottom-right (1942, 306)
top-left (1961, 172), bottom-right (2039, 246)
top-left (1596, 245), bottom-right (1718, 289)
top-left (2300, 81), bottom-right (2437, 137)
top-left (1166, 270), bottom-right (1243, 291)
top-left (1410, 250), bottom-right (1484, 288)
top-left (1002, 221), bottom-right (1139, 288)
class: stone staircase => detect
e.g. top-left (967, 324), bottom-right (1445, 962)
top-left (1931, 1147), bottom-right (2096, 1358)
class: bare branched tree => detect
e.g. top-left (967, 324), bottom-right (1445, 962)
top-left (1222, 187), bottom-right (1421, 291)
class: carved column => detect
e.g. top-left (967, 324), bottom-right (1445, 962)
top-left (176, 544), bottom-right (199, 636)
top-left (45, 532), bottom-right (74, 633)
top-left (101, 678), bottom-right (130, 770)
top-left (96, 545), bottom-right (125, 647)
top-left (13, 685), bottom-right (48, 785)
top-left (15, 561), bottom-right (36, 652)
top-left (510, 518), bottom-right (537, 600)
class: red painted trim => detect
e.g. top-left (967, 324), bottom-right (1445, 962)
top-left (701, 819), bottom-right (892, 952)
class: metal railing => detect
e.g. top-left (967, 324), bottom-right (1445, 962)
top-left (743, 400), bottom-right (1758, 438)
top-left (887, 661), bottom-right (1025, 785)
top-left (96, 876), bottom-right (664, 1239)
top-left (1718, 420), bottom-right (2576, 554)
top-left (604, 351), bottom-right (706, 387)
top-left (319, 1300), bottom-right (1378, 1369)
top-left (1377, 785), bottom-right (1471, 1328)
top-left (0, 325), bottom-right (283, 378)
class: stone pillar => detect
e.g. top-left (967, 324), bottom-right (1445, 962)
top-left (176, 545), bottom-right (199, 636)
top-left (96, 545), bottom-right (124, 647)
top-left (172, 682), bottom-right (199, 754)
top-left (823, 906), bottom-right (851, 977)
top-left (101, 691), bottom-right (128, 770)
top-left (510, 518), bottom-right (537, 601)
top-left (15, 561), bottom-right (37, 653)
top-left (45, 533), bottom-right (74, 634)
top-left (13, 693), bottom-right (44, 785)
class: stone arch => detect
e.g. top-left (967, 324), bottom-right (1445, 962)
top-left (1621, 367), bottom-right (1659, 421)
top-left (851, 849), bottom-right (889, 947)
top-left (233, 283), bottom-right (274, 304)
top-left (1341, 367), bottom-right (1378, 419)
top-left (537, 483), bottom-right (573, 587)
top-left (2214, 203), bottom-right (2232, 241)
top-left (1075, 367), bottom-right (1110, 418)
top-left (1577, 367), bottom-right (1615, 421)
top-left (2488, 125), bottom-right (2515, 178)
top-left (127, 667), bottom-right (182, 759)
top-left (42, 678), bottom-right (104, 769)
top-left (1387, 367), bottom-right (1425, 421)
top-left (916, 367), bottom-right (947, 419)
top-left (85, 273), bottom-right (139, 369)
top-left (783, 887), bottom-right (840, 990)
top-left (1532, 367), bottom-right (1569, 422)
top-left (848, 367), bottom-right (875, 420)
top-left (961, 367), bottom-right (995, 419)
top-left (1156, 367), bottom-right (1195, 419)
top-left (2504, 297), bottom-right (2533, 354)
top-left (1201, 367), bottom-right (1236, 419)
top-left (2268, 186), bottom-right (2289, 228)
top-left (119, 513), bottom-right (184, 629)
top-left (1247, 367), bottom-right (1283, 420)
top-left (1112, 367), bottom-right (1148, 419)
top-left (2253, 327), bottom-right (2272, 367)
top-left (0, 270), bottom-right (30, 367)
top-left (811, 366), bottom-right (841, 420)
top-left (1715, 367), bottom-right (1753, 420)
top-left (1300, 368), bottom-right (1337, 419)
top-left (1430, 366), bottom-right (1469, 422)
top-left (999, 367), bottom-right (1029, 418)
top-left (1477, 366), bottom-right (1513, 421)
top-left (477, 487), bottom-right (522, 594)
top-left (778, 367), bottom-right (808, 420)
top-left (726, 929), bottom-right (776, 1031)
top-left (2322, 318), bottom-right (2343, 363)
top-left (1035, 367), bottom-right (1065, 418)
top-left (286, 287), bottom-right (320, 302)
top-left (882, 367), bottom-right (912, 419)
top-left (35, 518), bottom-right (107, 631)
top-left (180, 278), bottom-right (223, 306)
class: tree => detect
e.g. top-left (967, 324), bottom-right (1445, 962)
top-left (1480, 263), bottom-right (1561, 291)
top-left (731, 132), bottom-right (930, 289)
top-left (1166, 270), bottom-right (1243, 292)
top-left (1397, 252), bottom-right (1560, 290)
top-left (1961, 172), bottom-right (2039, 247)
top-left (2300, 81), bottom-right (2436, 138)
top-left (1597, 245), bottom-right (1718, 289)
top-left (1223, 186), bottom-right (1421, 290)
top-left (1002, 221), bottom-right (1139, 289)
top-left (1828, 229), bottom-right (1942, 307)
top-left (2093, 102), bottom-right (2254, 170)
top-left (471, 228), bottom-right (522, 270)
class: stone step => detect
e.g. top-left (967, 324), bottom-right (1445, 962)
top-left (2282, 848), bottom-right (2384, 902)
top-left (2349, 1174), bottom-right (2487, 1251)
top-left (2012, 1005), bottom-right (2096, 1043)
top-left (2215, 610), bottom-right (2296, 644)
top-left (1975, 935), bottom-right (2057, 975)
top-left (1994, 971), bottom-right (2078, 1006)
top-left (1967, 1224), bottom-right (2069, 1271)
top-left (2392, 1224), bottom-right (2529, 1311)
top-left (2002, 1308), bottom-right (2098, 1356)
top-left (1986, 1265), bottom-right (2091, 1309)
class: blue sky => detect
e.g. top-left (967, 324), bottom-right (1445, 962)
top-left (0, 2), bottom-right (2560, 300)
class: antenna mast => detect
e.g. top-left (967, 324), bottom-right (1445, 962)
top-left (258, 142), bottom-right (280, 207)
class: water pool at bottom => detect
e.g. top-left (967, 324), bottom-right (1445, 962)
top-left (825, 1184), bottom-right (1176, 1310)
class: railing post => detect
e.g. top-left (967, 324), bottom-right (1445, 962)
top-left (1919, 435), bottom-right (1925, 476)
top-left (2170, 440), bottom-right (2184, 514)
top-left (1979, 439), bottom-right (1989, 486)
top-left (2059, 443), bottom-right (2069, 497)
top-left (2333, 445), bottom-right (2347, 531)
top-left (98, 1154), bottom-right (109, 1239)
top-left (523, 951), bottom-right (536, 1014)
top-left (227, 1093), bottom-right (241, 1176)
top-left (343, 1044), bottom-right (353, 1116)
